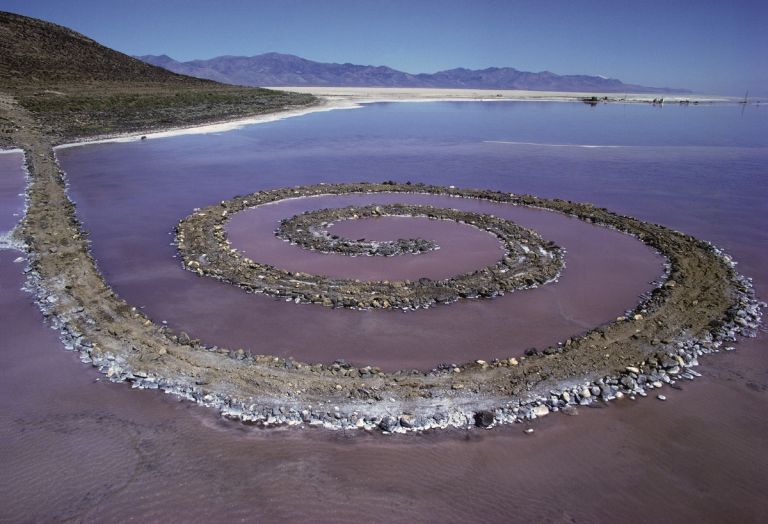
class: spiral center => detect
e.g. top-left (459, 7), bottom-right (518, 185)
top-left (175, 188), bottom-right (565, 310)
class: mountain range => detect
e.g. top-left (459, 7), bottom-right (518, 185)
top-left (137, 53), bottom-right (690, 94)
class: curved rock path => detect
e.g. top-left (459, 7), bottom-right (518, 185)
top-left (178, 202), bottom-right (563, 309)
top-left (1, 91), bottom-right (762, 432)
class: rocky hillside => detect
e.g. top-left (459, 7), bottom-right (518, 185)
top-left (0, 11), bottom-right (315, 140)
top-left (0, 11), bottom-right (209, 89)
top-left (138, 52), bottom-right (691, 94)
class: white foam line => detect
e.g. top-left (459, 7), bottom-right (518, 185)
top-left (484, 140), bottom-right (629, 149)
top-left (54, 99), bottom-right (363, 150)
top-left (0, 230), bottom-right (24, 251)
top-left (355, 97), bottom-right (567, 104)
top-left (0, 148), bottom-right (24, 155)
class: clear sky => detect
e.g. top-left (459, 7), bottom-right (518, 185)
top-left (2, 0), bottom-right (766, 95)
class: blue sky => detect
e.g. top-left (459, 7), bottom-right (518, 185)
top-left (2, 0), bottom-right (766, 95)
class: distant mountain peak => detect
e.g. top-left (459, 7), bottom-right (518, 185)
top-left (136, 53), bottom-right (691, 94)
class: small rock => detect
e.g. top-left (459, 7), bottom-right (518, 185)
top-left (620, 375), bottom-right (637, 389)
top-left (474, 410), bottom-right (495, 428)
top-left (379, 416), bottom-right (398, 432)
top-left (657, 394), bottom-right (667, 401)
top-left (532, 405), bottom-right (549, 417)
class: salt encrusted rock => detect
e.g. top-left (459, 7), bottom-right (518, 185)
top-left (379, 415), bottom-right (398, 432)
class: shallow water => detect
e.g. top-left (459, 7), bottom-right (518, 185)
top-left (2, 102), bottom-right (767, 522)
top-left (0, 152), bottom-right (25, 233)
top-left (86, 186), bottom-right (663, 369)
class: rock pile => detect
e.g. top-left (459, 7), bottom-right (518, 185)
top-left (276, 204), bottom-right (440, 256)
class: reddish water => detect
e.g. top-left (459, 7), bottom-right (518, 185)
top-left (1, 247), bottom-right (766, 523)
top-left (0, 152), bottom-right (25, 232)
top-left (2, 103), bottom-right (766, 522)
top-left (66, 188), bottom-right (664, 370)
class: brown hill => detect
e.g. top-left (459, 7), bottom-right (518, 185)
top-left (0, 11), bottom-right (207, 88)
top-left (0, 11), bottom-right (315, 140)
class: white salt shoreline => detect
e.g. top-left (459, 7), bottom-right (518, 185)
top-left (268, 86), bottom-right (734, 103)
top-left (53, 98), bottom-right (362, 150)
top-left (52, 87), bottom-right (737, 150)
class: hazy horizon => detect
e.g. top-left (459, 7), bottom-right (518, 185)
top-left (2, 0), bottom-right (766, 96)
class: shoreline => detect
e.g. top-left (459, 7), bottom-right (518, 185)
top-left (50, 88), bottom-right (743, 151)
top-left (264, 86), bottom-right (737, 104)
top-left (53, 98), bottom-right (361, 149)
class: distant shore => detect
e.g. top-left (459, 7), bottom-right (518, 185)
top-left (264, 86), bottom-right (735, 104)
top-left (50, 87), bottom-right (739, 149)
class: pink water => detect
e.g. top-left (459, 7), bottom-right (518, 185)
top-left (87, 189), bottom-right (664, 370)
top-left (2, 102), bottom-right (767, 522)
top-left (0, 152), bottom-right (25, 232)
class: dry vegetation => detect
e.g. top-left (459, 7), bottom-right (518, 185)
top-left (0, 11), bottom-right (316, 141)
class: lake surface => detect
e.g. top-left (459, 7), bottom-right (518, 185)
top-left (0, 151), bottom-right (25, 233)
top-left (2, 101), bottom-right (767, 522)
